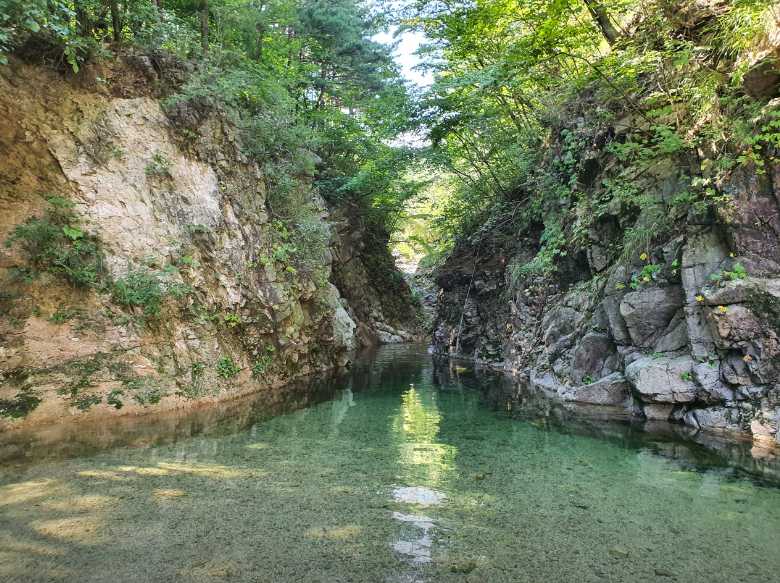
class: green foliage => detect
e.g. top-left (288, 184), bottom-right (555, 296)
top-left (107, 389), bottom-right (125, 410)
top-left (223, 312), bottom-right (241, 328)
top-left (630, 263), bottom-right (663, 290)
top-left (4, 1), bottom-right (418, 289)
top-left (510, 219), bottom-right (566, 281)
top-left (5, 197), bottom-right (104, 288)
top-left (710, 263), bottom-right (748, 283)
top-left (111, 265), bottom-right (191, 318)
top-left (112, 269), bottom-right (165, 317)
top-left (251, 345), bottom-right (275, 377)
top-left (49, 306), bottom-right (78, 324)
top-left (403, 0), bottom-right (778, 274)
top-left (0, 0), bottom-right (96, 71)
top-left (177, 361), bottom-right (208, 399)
top-left (0, 389), bottom-right (42, 419)
top-left (145, 151), bottom-right (172, 177)
top-left (73, 393), bottom-right (102, 411)
top-left (216, 356), bottom-right (240, 379)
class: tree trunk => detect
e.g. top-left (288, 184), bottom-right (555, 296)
top-left (200, 1), bottom-right (209, 54)
top-left (75, 3), bottom-right (91, 37)
top-left (583, 0), bottom-right (619, 45)
top-left (109, 0), bottom-right (122, 43)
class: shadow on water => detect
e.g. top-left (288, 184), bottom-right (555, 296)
top-left (2, 344), bottom-right (780, 583)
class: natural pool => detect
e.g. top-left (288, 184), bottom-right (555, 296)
top-left (2, 345), bottom-right (780, 583)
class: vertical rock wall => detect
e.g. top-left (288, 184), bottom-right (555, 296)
top-left (0, 55), bottom-right (417, 429)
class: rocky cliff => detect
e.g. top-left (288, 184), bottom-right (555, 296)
top-left (433, 20), bottom-right (780, 448)
top-left (0, 54), bottom-right (419, 429)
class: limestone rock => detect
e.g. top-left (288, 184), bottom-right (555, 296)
top-left (327, 284), bottom-right (357, 352)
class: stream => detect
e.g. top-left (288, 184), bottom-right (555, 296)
top-left (2, 345), bottom-right (780, 582)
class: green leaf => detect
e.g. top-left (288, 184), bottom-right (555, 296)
top-left (62, 225), bottom-right (84, 241)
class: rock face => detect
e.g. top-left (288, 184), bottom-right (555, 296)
top-left (625, 356), bottom-right (697, 404)
top-left (0, 56), bottom-right (418, 429)
top-left (432, 51), bottom-right (780, 448)
top-left (620, 286), bottom-right (684, 348)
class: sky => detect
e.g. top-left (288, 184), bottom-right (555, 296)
top-left (373, 26), bottom-right (434, 88)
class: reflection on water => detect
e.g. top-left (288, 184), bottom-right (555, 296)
top-left (391, 512), bottom-right (436, 566)
top-left (392, 385), bottom-right (456, 487)
top-left (1, 345), bottom-right (780, 583)
top-left (392, 486), bottom-right (446, 506)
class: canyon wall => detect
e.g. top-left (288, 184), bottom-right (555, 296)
top-left (0, 54), bottom-right (418, 428)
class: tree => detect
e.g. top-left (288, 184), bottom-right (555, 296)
top-left (200, 0), bottom-right (208, 53)
top-left (109, 0), bottom-right (122, 43)
top-left (582, 0), bottom-right (619, 45)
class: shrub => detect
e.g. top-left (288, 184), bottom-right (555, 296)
top-left (251, 346), bottom-right (275, 377)
top-left (710, 263), bottom-right (748, 283)
top-left (0, 390), bottom-right (41, 419)
top-left (223, 313), bottom-right (241, 327)
top-left (145, 152), bottom-right (172, 177)
top-left (123, 377), bottom-right (168, 406)
top-left (111, 265), bottom-right (191, 318)
top-left (216, 356), bottom-right (240, 379)
top-left (73, 393), bottom-right (102, 411)
top-left (4, 197), bottom-right (104, 288)
top-left (112, 269), bottom-right (164, 316)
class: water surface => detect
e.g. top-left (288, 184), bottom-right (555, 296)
top-left (2, 345), bottom-right (780, 582)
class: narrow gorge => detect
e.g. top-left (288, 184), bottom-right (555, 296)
top-left (1, 1), bottom-right (780, 582)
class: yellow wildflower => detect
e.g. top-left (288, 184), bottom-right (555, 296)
top-left (695, 295), bottom-right (704, 303)
top-left (717, 305), bottom-right (728, 314)
top-left (639, 252), bottom-right (648, 261)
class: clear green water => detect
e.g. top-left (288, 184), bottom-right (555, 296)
top-left (2, 345), bottom-right (780, 582)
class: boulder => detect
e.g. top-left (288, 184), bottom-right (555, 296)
top-left (692, 361), bottom-right (734, 403)
top-left (542, 306), bottom-right (583, 347)
top-left (570, 332), bottom-right (619, 383)
top-left (619, 286), bottom-right (684, 348)
top-left (742, 53), bottom-right (780, 100)
top-left (625, 355), bottom-right (697, 403)
top-left (529, 369), bottom-right (562, 395)
top-left (567, 373), bottom-right (630, 405)
top-left (683, 407), bottom-right (742, 434)
top-left (709, 304), bottom-right (763, 349)
top-left (721, 352), bottom-right (754, 386)
top-left (720, 165), bottom-right (780, 275)
top-left (653, 313), bottom-right (689, 352)
top-left (602, 265), bottom-right (633, 345)
top-left (602, 296), bottom-right (632, 345)
top-left (326, 284), bottom-right (357, 351)
top-left (701, 279), bottom-right (753, 305)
